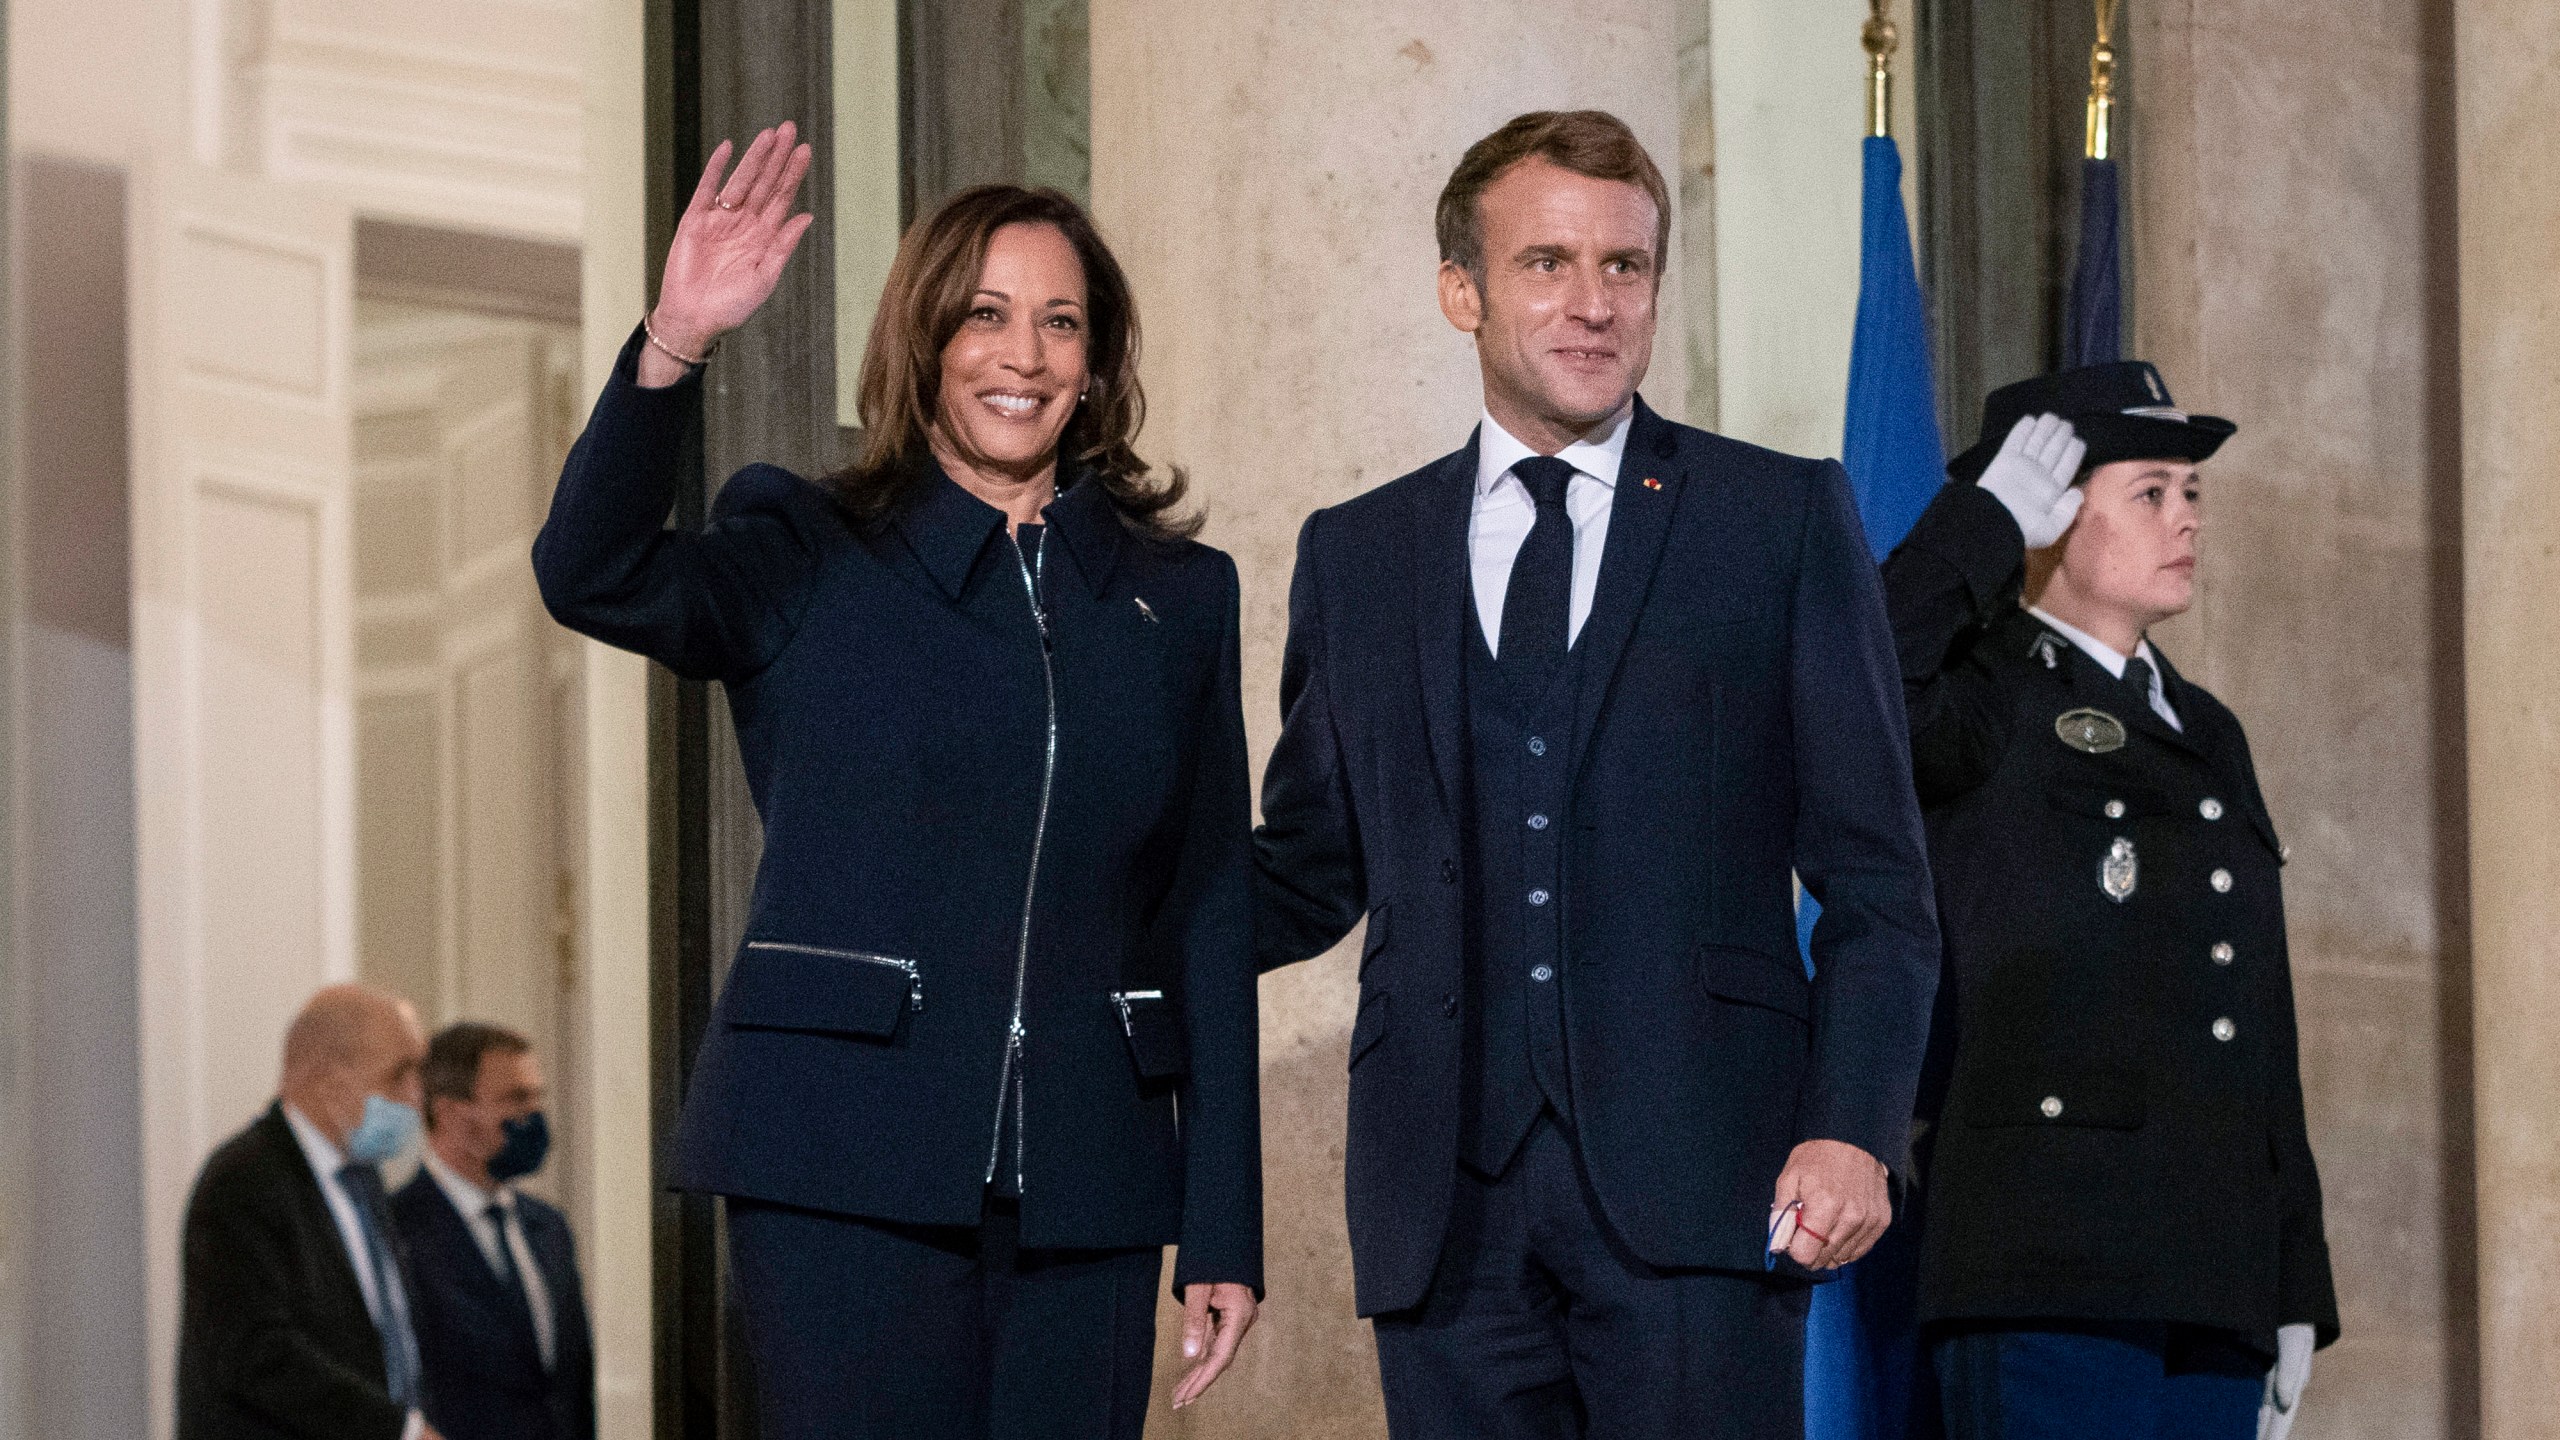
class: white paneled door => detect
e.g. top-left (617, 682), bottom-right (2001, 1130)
top-left (129, 160), bottom-right (357, 1438)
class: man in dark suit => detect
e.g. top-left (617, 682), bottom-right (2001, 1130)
top-left (178, 984), bottom-right (442, 1440)
top-left (1254, 110), bottom-right (1941, 1438)
top-left (392, 1022), bottom-right (596, 1440)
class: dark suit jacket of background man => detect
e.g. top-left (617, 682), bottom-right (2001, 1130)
top-left (177, 1104), bottom-right (411, 1440)
top-left (392, 1172), bottom-right (597, 1440)
top-left (1255, 398), bottom-right (1943, 1315)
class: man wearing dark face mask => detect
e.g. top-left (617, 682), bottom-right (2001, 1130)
top-left (391, 1023), bottom-right (595, 1440)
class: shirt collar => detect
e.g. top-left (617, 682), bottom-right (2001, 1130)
top-left (2027, 606), bottom-right (2161, 682)
top-left (1475, 404), bottom-right (1633, 498)
top-left (282, 1101), bottom-right (348, 1182)
top-left (422, 1146), bottom-right (507, 1218)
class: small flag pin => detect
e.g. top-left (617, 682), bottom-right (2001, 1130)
top-left (1643, 477), bottom-right (1663, 490)
top-left (1134, 596), bottom-right (1158, 622)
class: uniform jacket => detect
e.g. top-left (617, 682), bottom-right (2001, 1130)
top-left (1254, 398), bottom-right (1942, 1315)
top-left (1884, 481), bottom-right (2340, 1349)
top-left (533, 330), bottom-right (1262, 1291)
top-left (177, 1105), bottom-right (410, 1440)
top-left (390, 1173), bottom-right (596, 1440)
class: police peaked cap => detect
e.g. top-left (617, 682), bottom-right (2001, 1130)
top-left (1947, 361), bottom-right (2236, 485)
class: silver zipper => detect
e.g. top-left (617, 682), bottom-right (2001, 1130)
top-left (1110, 989), bottom-right (1164, 1036)
top-left (986, 527), bottom-right (1057, 1192)
top-left (743, 940), bottom-right (923, 1010)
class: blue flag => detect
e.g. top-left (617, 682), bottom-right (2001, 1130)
top-left (1801, 134), bottom-right (1947, 1440)
top-left (2067, 156), bottom-right (2123, 366)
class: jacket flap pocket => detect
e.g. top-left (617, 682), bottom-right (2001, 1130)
top-left (1695, 943), bottom-right (1811, 1021)
top-left (1348, 990), bottom-right (1392, 1069)
top-left (1359, 903), bottom-right (1392, 976)
top-left (1113, 991), bottom-right (1190, 1079)
top-left (725, 942), bottom-right (918, 1039)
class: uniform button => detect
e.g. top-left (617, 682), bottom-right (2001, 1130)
top-left (2212, 942), bottom-right (2236, 966)
top-left (1444, 993), bottom-right (1459, 1018)
top-left (1527, 813), bottom-right (1550, 831)
top-left (1531, 965), bottom-right (1554, 983)
top-left (2279, 844), bottom-right (2293, 863)
top-left (2210, 868), bottom-right (2234, 893)
top-left (1528, 888), bottom-right (1550, 907)
top-left (2200, 797), bottom-right (2225, 820)
top-left (2104, 799), bottom-right (2126, 819)
top-left (1441, 858), bottom-right (1458, 884)
top-left (1527, 736), bottom-right (1547, 756)
top-left (2212, 1017), bottom-right (2237, 1042)
top-left (2040, 1096), bottom-right (2064, 1119)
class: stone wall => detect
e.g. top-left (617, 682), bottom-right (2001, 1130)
top-left (2131, 3), bottom-right (2474, 1436)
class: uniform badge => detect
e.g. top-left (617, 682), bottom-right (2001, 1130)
top-left (2101, 837), bottom-right (2139, 903)
top-left (2055, 707), bottom-right (2128, 754)
top-left (2031, 633), bottom-right (2062, 669)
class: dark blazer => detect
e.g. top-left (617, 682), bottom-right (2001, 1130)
top-left (391, 1173), bottom-right (596, 1440)
top-left (1883, 481), bottom-right (2340, 1349)
top-left (533, 330), bottom-right (1260, 1290)
top-left (177, 1104), bottom-right (408, 1440)
top-left (1255, 398), bottom-right (1942, 1315)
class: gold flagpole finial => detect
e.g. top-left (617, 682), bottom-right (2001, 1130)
top-left (2085, 0), bottom-right (2120, 159)
top-left (1863, 0), bottom-right (1898, 139)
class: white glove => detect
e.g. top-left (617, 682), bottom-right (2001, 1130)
top-left (1975, 413), bottom-right (2087, 549)
top-left (2256, 1323), bottom-right (2316, 1440)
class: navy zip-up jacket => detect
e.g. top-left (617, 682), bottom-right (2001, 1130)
top-left (532, 330), bottom-right (1261, 1292)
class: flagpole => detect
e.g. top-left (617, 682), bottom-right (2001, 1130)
top-left (2085, 0), bottom-right (2119, 160)
top-left (1863, 0), bottom-right (1898, 139)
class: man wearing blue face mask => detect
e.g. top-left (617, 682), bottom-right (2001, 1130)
top-left (179, 984), bottom-right (444, 1440)
top-left (393, 1022), bottom-right (595, 1440)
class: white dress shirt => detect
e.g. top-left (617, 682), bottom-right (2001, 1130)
top-left (283, 1105), bottom-right (426, 1440)
top-left (1470, 405), bottom-right (1631, 657)
top-left (2029, 605), bottom-right (2182, 731)
top-left (422, 1148), bottom-right (559, 1370)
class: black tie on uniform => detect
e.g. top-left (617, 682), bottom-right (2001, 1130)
top-left (1498, 457), bottom-right (1578, 684)
top-left (2121, 653), bottom-right (2158, 718)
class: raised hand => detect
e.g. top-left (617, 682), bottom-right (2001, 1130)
top-left (642, 123), bottom-right (816, 382)
top-left (1976, 412), bottom-right (2088, 550)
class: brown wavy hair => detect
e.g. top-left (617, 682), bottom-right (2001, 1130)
top-left (828, 185), bottom-right (1196, 541)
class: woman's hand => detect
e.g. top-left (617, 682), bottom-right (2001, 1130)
top-left (640, 123), bottom-right (816, 386)
top-left (1169, 1281), bottom-right (1258, 1409)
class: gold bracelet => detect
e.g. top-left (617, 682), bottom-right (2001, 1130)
top-left (642, 312), bottom-right (715, 367)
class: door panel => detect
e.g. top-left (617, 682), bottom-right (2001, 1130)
top-left (130, 160), bottom-right (356, 1438)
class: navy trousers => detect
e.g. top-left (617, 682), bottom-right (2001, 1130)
top-left (725, 1196), bottom-right (1163, 1440)
top-left (1372, 1116), bottom-right (1810, 1440)
top-left (1933, 1323), bottom-right (2265, 1440)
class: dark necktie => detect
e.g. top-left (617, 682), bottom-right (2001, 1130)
top-left (486, 1200), bottom-right (548, 1366)
top-left (338, 1164), bottom-right (421, 1407)
top-left (2122, 653), bottom-right (2158, 718)
top-left (1498, 457), bottom-right (1578, 677)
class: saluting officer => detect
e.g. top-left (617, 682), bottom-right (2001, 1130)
top-left (1880, 364), bottom-right (2339, 1440)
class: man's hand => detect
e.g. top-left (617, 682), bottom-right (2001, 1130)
top-left (1976, 412), bottom-right (2087, 549)
top-left (1770, 1139), bottom-right (1892, 1269)
top-left (2256, 1322), bottom-right (2316, 1440)
top-left (1169, 1282), bottom-right (1258, 1409)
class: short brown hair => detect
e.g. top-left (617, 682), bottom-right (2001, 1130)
top-left (1436, 110), bottom-right (1672, 283)
top-left (421, 1021), bottom-right (530, 1130)
top-left (829, 185), bottom-right (1195, 541)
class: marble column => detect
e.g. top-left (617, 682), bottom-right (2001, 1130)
top-left (1089, 6), bottom-right (1683, 1433)
top-left (2455, 1), bottom-right (2560, 1433)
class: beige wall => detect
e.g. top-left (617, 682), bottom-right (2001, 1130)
top-left (2134, 3), bottom-right (2473, 1437)
top-left (2453, 0), bottom-right (2560, 1433)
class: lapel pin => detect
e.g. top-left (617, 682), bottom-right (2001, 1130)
top-left (1642, 477), bottom-right (1663, 490)
top-left (1134, 596), bottom-right (1158, 623)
